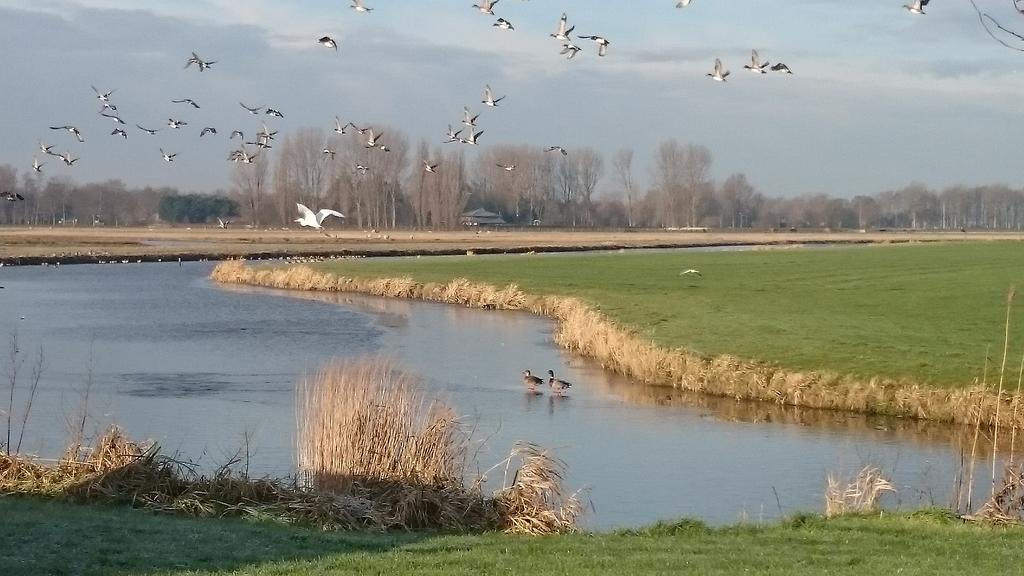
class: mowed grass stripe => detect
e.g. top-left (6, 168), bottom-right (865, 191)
top-left (318, 242), bottom-right (1024, 386)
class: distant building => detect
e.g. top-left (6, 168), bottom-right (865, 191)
top-left (460, 208), bottom-right (507, 227)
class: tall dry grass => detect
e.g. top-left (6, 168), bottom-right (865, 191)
top-left (212, 260), bottom-right (1024, 429)
top-left (295, 357), bottom-right (582, 533)
top-left (824, 466), bottom-right (896, 518)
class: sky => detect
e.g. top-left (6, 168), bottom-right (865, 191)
top-left (1, 0), bottom-right (1023, 198)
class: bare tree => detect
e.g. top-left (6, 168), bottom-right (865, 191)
top-left (612, 148), bottom-right (636, 227)
top-left (574, 148), bottom-right (604, 227)
top-left (232, 151), bottom-right (270, 227)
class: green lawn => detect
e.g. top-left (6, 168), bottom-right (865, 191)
top-left (2, 498), bottom-right (1021, 575)
top-left (317, 242), bottom-right (1024, 386)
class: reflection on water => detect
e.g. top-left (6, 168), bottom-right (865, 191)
top-left (0, 261), bottom-right (1009, 528)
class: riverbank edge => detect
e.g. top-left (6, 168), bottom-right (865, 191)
top-left (210, 261), bottom-right (1017, 428)
top-left (1, 237), bottom-right (909, 267)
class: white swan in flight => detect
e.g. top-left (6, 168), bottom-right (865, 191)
top-left (295, 203), bottom-right (345, 229)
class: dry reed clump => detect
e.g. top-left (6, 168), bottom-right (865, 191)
top-left (0, 427), bottom-right (370, 530)
top-left (297, 358), bottom-right (582, 533)
top-left (492, 444), bottom-right (584, 535)
top-left (975, 464), bottom-right (1024, 525)
top-left (824, 466), bottom-right (896, 518)
top-left (211, 260), bottom-right (1024, 429)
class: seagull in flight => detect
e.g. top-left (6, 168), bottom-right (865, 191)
top-left (295, 203), bottom-right (345, 230)
top-left (200, 127), bottom-right (218, 137)
top-left (707, 58), bottom-right (730, 81)
top-left (771, 62), bottom-right (794, 74)
top-left (333, 117), bottom-right (350, 135)
top-left (50, 125), bottom-right (84, 143)
top-left (32, 158), bottom-right (44, 174)
top-left (240, 102), bottom-right (263, 115)
top-left (265, 107), bottom-right (285, 118)
top-left (676, 0), bottom-right (693, 7)
top-left (551, 13), bottom-right (574, 41)
top-left (364, 129), bottom-right (383, 148)
top-left (444, 124), bottom-right (463, 143)
top-left (423, 160), bottom-right (439, 173)
top-left (230, 130), bottom-right (244, 140)
top-left (167, 118), bottom-right (188, 129)
top-left (172, 98), bottom-right (201, 109)
top-left (185, 52), bottom-right (216, 71)
top-left (160, 148), bottom-right (177, 162)
top-left (496, 163), bottom-right (516, 172)
top-left (744, 50), bottom-right (770, 74)
top-left (91, 86), bottom-right (115, 104)
top-left (578, 35), bottom-right (610, 57)
top-left (493, 18), bottom-right (515, 31)
top-left (463, 107), bottom-right (480, 127)
top-left (40, 142), bottom-right (56, 156)
top-left (322, 148), bottom-right (336, 160)
top-left (100, 110), bottom-right (126, 124)
top-left (546, 146), bottom-right (568, 156)
top-left (2, 191), bottom-right (25, 202)
top-left (560, 43), bottom-right (582, 59)
top-left (679, 269), bottom-right (702, 277)
top-left (482, 84), bottom-right (505, 107)
top-left (319, 36), bottom-right (338, 50)
top-left (351, 0), bottom-right (373, 12)
top-left (59, 151), bottom-right (78, 166)
top-left (460, 130), bottom-right (484, 145)
top-left (111, 128), bottom-right (128, 139)
top-left (473, 0), bottom-right (499, 15)
top-left (355, 164), bottom-right (370, 175)
top-left (903, 0), bottom-right (929, 14)
top-left (217, 217), bottom-right (230, 229)
top-left (136, 124), bottom-right (159, 135)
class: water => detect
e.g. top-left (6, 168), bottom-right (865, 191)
top-left (0, 262), bottom-right (997, 528)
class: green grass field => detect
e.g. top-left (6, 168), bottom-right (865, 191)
top-left (2, 498), bottom-right (1020, 576)
top-left (317, 242), bottom-right (1024, 386)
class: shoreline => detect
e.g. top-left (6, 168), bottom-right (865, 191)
top-left (210, 260), bottom-right (1019, 429)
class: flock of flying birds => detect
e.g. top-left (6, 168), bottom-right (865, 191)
top-left (9, 0), bottom-right (937, 208)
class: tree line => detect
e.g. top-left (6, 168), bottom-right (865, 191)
top-left (3, 131), bottom-right (1024, 231)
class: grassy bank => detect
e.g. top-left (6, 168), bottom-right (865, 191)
top-left (312, 242), bottom-right (1024, 387)
top-left (3, 497), bottom-right (1021, 576)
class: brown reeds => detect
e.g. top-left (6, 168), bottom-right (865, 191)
top-left (493, 443), bottom-right (584, 535)
top-left (212, 260), bottom-right (1024, 429)
top-left (824, 466), bottom-right (896, 518)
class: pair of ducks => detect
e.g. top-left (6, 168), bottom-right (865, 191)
top-left (522, 369), bottom-right (573, 395)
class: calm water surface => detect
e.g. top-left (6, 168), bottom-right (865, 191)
top-left (0, 261), bottom-right (997, 528)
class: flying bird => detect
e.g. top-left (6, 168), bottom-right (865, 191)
top-left (460, 129), bottom-right (484, 145)
top-left (217, 217), bottom-right (230, 229)
top-left (679, 269), bottom-right (702, 277)
top-left (462, 107), bottom-right (480, 127)
top-left (676, 0), bottom-right (693, 7)
top-left (578, 35), bottom-right (610, 57)
top-left (560, 43), bottom-right (582, 59)
top-left (230, 130), bottom-right (244, 140)
top-left (546, 146), bottom-right (568, 156)
top-left (2, 191), bottom-right (25, 202)
top-left (493, 18), bottom-right (514, 31)
top-left (50, 125), bottom-right (84, 143)
top-left (91, 85), bottom-right (116, 102)
top-left (111, 128), bottom-right (128, 139)
top-left (903, 0), bottom-right (929, 14)
top-left (707, 58), bottom-right (730, 81)
top-left (160, 148), bottom-right (177, 162)
top-left (743, 49), bottom-right (770, 74)
top-left (334, 117), bottom-right (350, 135)
top-left (482, 84), bottom-right (505, 107)
top-left (32, 158), bottom-right (44, 173)
top-left (39, 142), bottom-right (56, 156)
top-left (167, 118), bottom-right (188, 129)
top-left (496, 163), bottom-right (516, 171)
top-left (322, 148), bottom-right (336, 160)
top-left (185, 51), bottom-right (216, 71)
top-left (136, 124), bottom-right (159, 135)
top-left (265, 107), bottom-right (284, 118)
top-left (200, 127), bottom-right (218, 137)
top-left (771, 62), bottom-right (793, 74)
top-left (240, 102), bottom-right (263, 115)
top-left (423, 160), bottom-right (439, 173)
top-left (355, 164), bottom-right (370, 175)
top-left (295, 203), bottom-right (345, 229)
top-left (473, 0), bottom-right (499, 15)
top-left (351, 0), bottom-right (373, 12)
top-left (100, 110), bottom-right (126, 124)
top-left (59, 151), bottom-right (78, 166)
top-left (319, 36), bottom-right (338, 50)
top-left (172, 98), bottom-right (201, 109)
top-left (551, 13), bottom-right (574, 41)
top-left (365, 129), bottom-right (383, 148)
